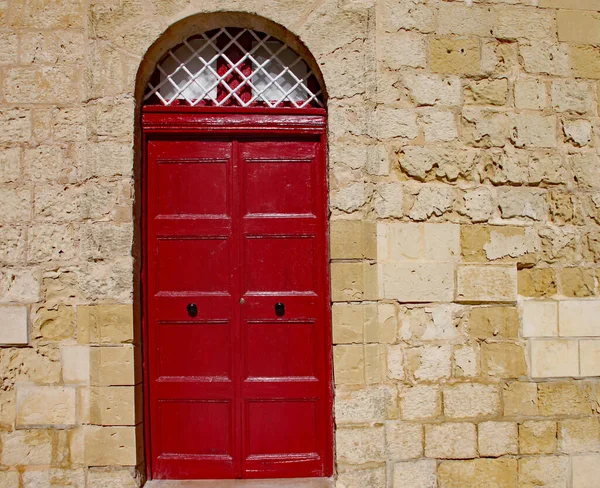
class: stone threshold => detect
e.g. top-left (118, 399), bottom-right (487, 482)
top-left (145, 478), bottom-right (334, 488)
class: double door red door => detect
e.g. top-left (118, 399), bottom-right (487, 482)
top-left (144, 124), bottom-right (331, 480)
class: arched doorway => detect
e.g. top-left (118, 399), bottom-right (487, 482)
top-left (140, 25), bottom-right (332, 480)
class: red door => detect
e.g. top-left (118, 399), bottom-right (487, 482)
top-left (143, 109), bottom-right (332, 480)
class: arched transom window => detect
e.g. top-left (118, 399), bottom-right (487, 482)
top-left (144, 27), bottom-right (324, 108)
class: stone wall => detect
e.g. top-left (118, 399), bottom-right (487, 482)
top-left (0, 0), bottom-right (599, 486)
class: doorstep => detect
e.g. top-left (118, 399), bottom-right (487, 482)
top-left (145, 479), bottom-right (334, 488)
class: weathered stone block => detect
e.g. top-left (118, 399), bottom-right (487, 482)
top-left (503, 382), bottom-right (538, 416)
top-left (335, 385), bottom-right (397, 424)
top-left (478, 421), bottom-right (518, 457)
top-left (462, 108), bottom-right (509, 147)
top-left (375, 107), bottom-right (419, 140)
top-left (573, 455), bottom-right (600, 488)
top-left (519, 456), bottom-right (569, 488)
top-left (387, 344), bottom-right (404, 381)
top-left (438, 459), bottom-right (517, 488)
top-left (334, 345), bottom-right (364, 385)
top-left (531, 339), bottom-right (579, 378)
top-left (408, 185), bottom-right (455, 221)
top-left (380, 262), bottom-right (454, 302)
top-left (464, 79), bottom-right (508, 106)
top-left (401, 72), bottom-right (461, 107)
top-left (514, 78), bottom-right (547, 110)
top-left (563, 119), bottom-right (592, 146)
top-left (456, 266), bottom-right (517, 303)
top-left (336, 466), bottom-right (385, 488)
top-left (570, 45), bottom-right (600, 79)
top-left (425, 422), bottom-right (476, 459)
top-left (373, 181), bottom-right (403, 218)
top-left (336, 426), bottom-right (384, 464)
top-left (77, 304), bottom-right (134, 345)
top-left (332, 303), bottom-right (365, 344)
top-left (81, 223), bottom-right (133, 261)
top-left (3, 67), bottom-right (81, 104)
top-left (430, 37), bottom-right (481, 75)
top-left (16, 385), bottom-right (76, 427)
top-left (84, 426), bottom-right (138, 466)
top-left (518, 268), bottom-right (558, 298)
top-left (378, 0), bottom-right (435, 33)
top-left (61, 345), bottom-right (89, 384)
top-left (406, 345), bottom-right (451, 381)
top-left (89, 345), bottom-right (136, 386)
top-left (580, 340), bottom-right (600, 376)
top-left (421, 110), bottom-right (458, 142)
top-left (0, 472), bottom-right (19, 487)
top-left (370, 302), bottom-right (396, 343)
top-left (510, 113), bottom-right (557, 148)
top-left (468, 306), bottom-right (519, 339)
top-left (331, 262), bottom-right (377, 302)
top-left (444, 383), bottom-right (501, 419)
top-left (0, 305), bottom-right (28, 345)
top-left (22, 469), bottom-right (85, 488)
top-left (539, 0), bottom-right (600, 9)
top-left (496, 7), bottom-right (556, 41)
top-left (571, 153), bottom-right (600, 190)
top-left (559, 300), bottom-right (600, 337)
top-left (400, 384), bottom-right (441, 420)
top-left (0, 186), bottom-right (31, 223)
top-left (9, 0), bottom-right (85, 29)
top-left (1, 429), bottom-right (53, 465)
top-left (522, 301), bottom-right (558, 337)
top-left (330, 220), bottom-right (376, 260)
top-left (453, 344), bottom-right (479, 378)
top-left (0, 109), bottom-right (31, 144)
top-left (436, 4), bottom-right (496, 37)
top-left (519, 420), bottom-right (557, 454)
top-left (558, 10), bottom-right (600, 45)
top-left (379, 31), bottom-right (427, 69)
top-left (481, 342), bottom-right (527, 378)
top-left (32, 305), bottom-right (74, 342)
top-left (90, 386), bottom-right (138, 426)
top-left (400, 146), bottom-right (476, 182)
top-left (392, 459), bottom-right (436, 488)
top-left (559, 418), bottom-right (600, 453)
top-left (560, 268), bottom-right (596, 297)
top-left (385, 421), bottom-right (423, 460)
top-left (538, 381), bottom-right (592, 416)
top-left (28, 224), bottom-right (78, 263)
top-left (521, 40), bottom-right (571, 75)
top-left (551, 79), bottom-right (596, 114)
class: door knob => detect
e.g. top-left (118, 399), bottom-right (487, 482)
top-left (275, 302), bottom-right (285, 317)
top-left (187, 303), bottom-right (198, 318)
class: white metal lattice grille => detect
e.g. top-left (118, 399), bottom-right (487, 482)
top-left (144, 28), bottom-right (324, 108)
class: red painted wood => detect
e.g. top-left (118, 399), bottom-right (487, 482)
top-left (143, 110), bottom-right (332, 480)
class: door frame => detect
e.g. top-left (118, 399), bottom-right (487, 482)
top-left (140, 106), bottom-right (333, 480)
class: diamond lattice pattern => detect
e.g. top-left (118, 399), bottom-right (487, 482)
top-left (144, 28), bottom-right (324, 108)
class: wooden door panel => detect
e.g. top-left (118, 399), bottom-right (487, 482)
top-left (155, 143), bottom-right (231, 217)
top-left (156, 237), bottom-right (231, 293)
top-left (146, 129), bottom-right (330, 480)
top-left (147, 139), bottom-right (239, 479)
top-left (245, 320), bottom-right (317, 379)
top-left (243, 235), bottom-right (316, 294)
top-left (242, 141), bottom-right (317, 217)
top-left (238, 139), bottom-right (328, 477)
top-left (157, 321), bottom-right (232, 379)
top-left (158, 400), bottom-right (233, 456)
top-left (246, 400), bottom-right (318, 455)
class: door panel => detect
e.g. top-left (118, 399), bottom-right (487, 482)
top-left (146, 134), bottom-right (330, 480)
top-left (239, 140), bottom-right (327, 478)
top-left (147, 140), bottom-right (239, 479)
top-left (243, 236), bottom-right (316, 293)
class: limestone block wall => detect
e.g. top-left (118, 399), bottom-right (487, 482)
top-left (0, 0), bottom-right (599, 487)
